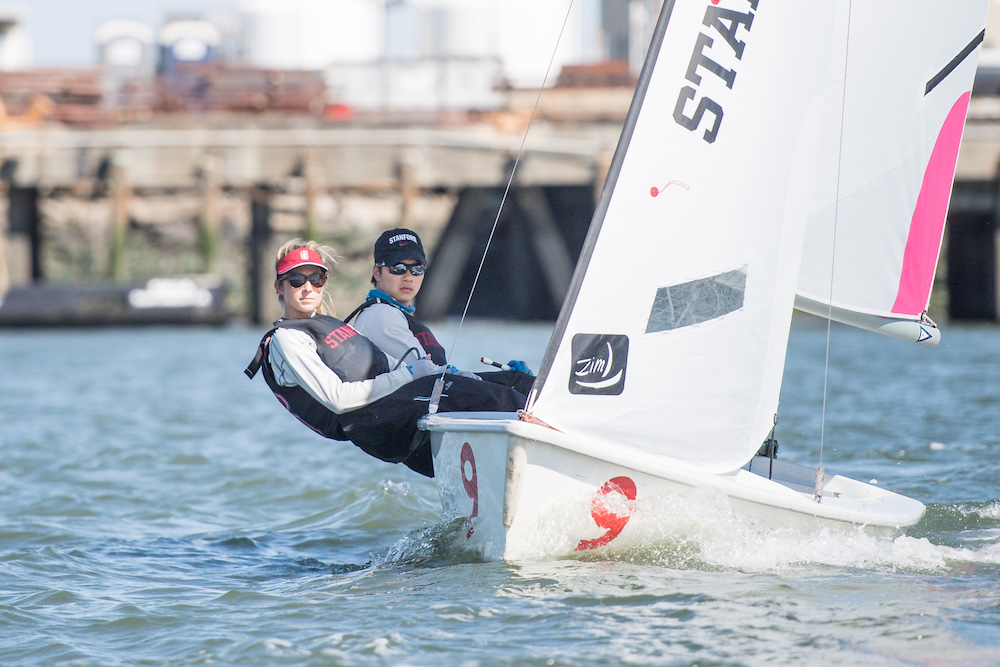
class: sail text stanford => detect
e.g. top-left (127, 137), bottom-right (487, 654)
top-left (673, 0), bottom-right (758, 144)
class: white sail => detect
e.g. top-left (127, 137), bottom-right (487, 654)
top-left (527, 1), bottom-right (846, 474)
top-left (795, 0), bottom-right (989, 346)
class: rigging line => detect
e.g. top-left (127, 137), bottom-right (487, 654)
top-left (443, 0), bottom-right (577, 367)
top-left (819, 0), bottom-right (854, 481)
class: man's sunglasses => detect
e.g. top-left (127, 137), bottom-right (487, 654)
top-left (380, 262), bottom-right (425, 276)
top-left (283, 272), bottom-right (328, 288)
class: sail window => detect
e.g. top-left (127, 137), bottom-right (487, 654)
top-left (645, 267), bottom-right (747, 333)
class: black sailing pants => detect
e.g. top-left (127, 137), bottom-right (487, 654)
top-left (338, 374), bottom-right (527, 478)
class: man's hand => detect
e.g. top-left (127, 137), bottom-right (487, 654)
top-left (407, 359), bottom-right (444, 379)
top-left (507, 360), bottom-right (534, 375)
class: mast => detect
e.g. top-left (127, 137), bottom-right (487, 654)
top-left (527, 0), bottom-right (677, 410)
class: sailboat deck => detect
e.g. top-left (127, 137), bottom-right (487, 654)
top-left (743, 456), bottom-right (821, 495)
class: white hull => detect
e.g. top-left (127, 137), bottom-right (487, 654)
top-left (421, 413), bottom-right (925, 561)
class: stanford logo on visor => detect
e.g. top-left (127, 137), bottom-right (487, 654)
top-left (277, 247), bottom-right (326, 276)
top-left (569, 334), bottom-right (628, 395)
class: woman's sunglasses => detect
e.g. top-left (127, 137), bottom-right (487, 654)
top-left (283, 272), bottom-right (328, 288)
top-left (380, 262), bottom-right (425, 276)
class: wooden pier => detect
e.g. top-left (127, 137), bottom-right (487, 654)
top-left (0, 120), bottom-right (617, 324)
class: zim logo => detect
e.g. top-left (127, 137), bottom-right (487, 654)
top-left (569, 334), bottom-right (629, 395)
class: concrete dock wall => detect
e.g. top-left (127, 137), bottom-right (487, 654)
top-left (2, 119), bottom-right (999, 324)
top-left (0, 122), bottom-right (618, 323)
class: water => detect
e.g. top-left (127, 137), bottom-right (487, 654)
top-left (2, 318), bottom-right (999, 665)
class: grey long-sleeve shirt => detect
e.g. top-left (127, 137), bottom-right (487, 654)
top-left (352, 303), bottom-right (430, 364)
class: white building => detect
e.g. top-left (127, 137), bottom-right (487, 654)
top-left (237, 0), bottom-right (380, 70)
top-left (235, 0), bottom-right (617, 111)
top-left (376, 0), bottom-right (603, 86)
top-left (96, 20), bottom-right (156, 75)
top-left (0, 2), bottom-right (31, 71)
top-left (159, 19), bottom-right (222, 74)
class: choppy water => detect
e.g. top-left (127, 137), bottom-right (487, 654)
top-left (2, 318), bottom-right (999, 665)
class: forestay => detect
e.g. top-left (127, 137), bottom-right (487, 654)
top-left (795, 0), bottom-right (989, 346)
top-left (527, 1), bottom-right (844, 474)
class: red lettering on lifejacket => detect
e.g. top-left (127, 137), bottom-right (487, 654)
top-left (323, 325), bottom-right (358, 349)
top-left (415, 331), bottom-right (442, 350)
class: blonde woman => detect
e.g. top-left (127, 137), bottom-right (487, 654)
top-left (246, 238), bottom-right (527, 477)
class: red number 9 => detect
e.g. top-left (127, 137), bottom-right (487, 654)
top-left (576, 476), bottom-right (637, 551)
top-left (460, 442), bottom-right (478, 537)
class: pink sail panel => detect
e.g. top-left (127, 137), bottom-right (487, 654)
top-left (892, 92), bottom-right (972, 316)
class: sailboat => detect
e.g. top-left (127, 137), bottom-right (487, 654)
top-left (418, 0), bottom-right (991, 560)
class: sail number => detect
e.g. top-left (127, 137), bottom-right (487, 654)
top-left (460, 442), bottom-right (478, 538)
top-left (576, 476), bottom-right (638, 551)
top-left (458, 444), bottom-right (636, 550)
top-left (673, 0), bottom-right (759, 143)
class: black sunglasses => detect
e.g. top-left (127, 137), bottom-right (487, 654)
top-left (283, 272), bottom-right (328, 288)
top-left (380, 262), bottom-right (425, 276)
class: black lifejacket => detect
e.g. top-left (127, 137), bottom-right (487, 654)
top-left (346, 298), bottom-right (447, 365)
top-left (244, 315), bottom-right (391, 441)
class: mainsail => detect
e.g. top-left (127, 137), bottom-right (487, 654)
top-left (795, 0), bottom-right (989, 347)
top-left (527, 1), bottom-right (846, 473)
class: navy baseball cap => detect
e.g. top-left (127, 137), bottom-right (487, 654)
top-left (374, 228), bottom-right (425, 265)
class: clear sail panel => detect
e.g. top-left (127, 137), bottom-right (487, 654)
top-left (646, 268), bottom-right (747, 334)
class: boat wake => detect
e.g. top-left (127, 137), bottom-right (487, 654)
top-left (593, 491), bottom-right (1000, 573)
top-left (386, 490), bottom-right (1000, 575)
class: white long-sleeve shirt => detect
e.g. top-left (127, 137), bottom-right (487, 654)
top-left (268, 326), bottom-right (413, 414)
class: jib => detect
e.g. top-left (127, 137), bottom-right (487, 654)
top-left (672, 0), bottom-right (758, 144)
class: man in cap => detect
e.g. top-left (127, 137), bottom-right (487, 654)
top-left (347, 228), bottom-right (534, 396)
